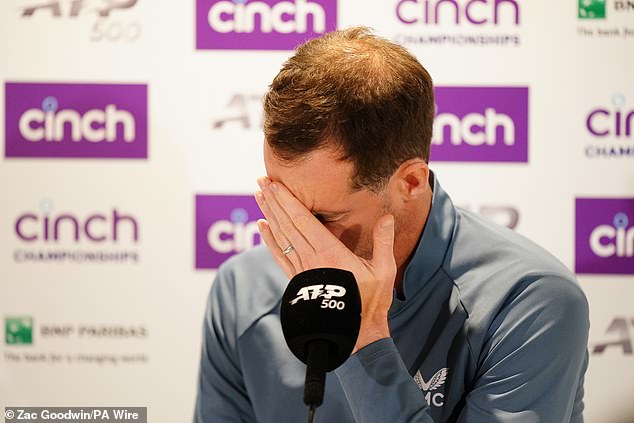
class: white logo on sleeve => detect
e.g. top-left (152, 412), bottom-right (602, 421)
top-left (414, 368), bottom-right (448, 407)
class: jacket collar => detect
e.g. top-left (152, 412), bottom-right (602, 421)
top-left (390, 172), bottom-right (457, 311)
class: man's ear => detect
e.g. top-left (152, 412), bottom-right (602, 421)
top-left (390, 159), bottom-right (430, 200)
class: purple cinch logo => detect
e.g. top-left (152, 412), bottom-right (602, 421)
top-left (5, 82), bottom-right (147, 158)
top-left (396, 0), bottom-right (520, 26)
top-left (586, 94), bottom-right (633, 139)
top-left (195, 195), bottom-right (264, 269)
top-left (431, 86), bottom-right (528, 162)
top-left (576, 198), bottom-right (634, 275)
top-left (196, 0), bottom-right (337, 50)
top-left (14, 202), bottom-right (139, 244)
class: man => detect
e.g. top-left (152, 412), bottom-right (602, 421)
top-left (194, 27), bottom-right (589, 422)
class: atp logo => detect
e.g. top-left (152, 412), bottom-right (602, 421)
top-left (289, 284), bottom-right (346, 309)
top-left (19, 0), bottom-right (138, 17)
top-left (592, 317), bottom-right (634, 355)
top-left (414, 368), bottom-right (449, 407)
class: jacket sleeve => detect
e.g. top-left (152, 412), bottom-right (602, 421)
top-left (458, 276), bottom-right (589, 423)
top-left (334, 276), bottom-right (589, 423)
top-left (335, 337), bottom-right (435, 422)
top-left (193, 269), bottom-right (256, 423)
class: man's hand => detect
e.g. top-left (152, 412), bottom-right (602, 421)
top-left (254, 177), bottom-right (397, 353)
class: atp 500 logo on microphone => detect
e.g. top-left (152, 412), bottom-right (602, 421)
top-left (432, 86), bottom-right (528, 162)
top-left (195, 194), bottom-right (263, 269)
top-left (4, 82), bottom-right (148, 159)
top-left (196, 0), bottom-right (337, 50)
top-left (576, 198), bottom-right (634, 274)
top-left (290, 284), bottom-right (347, 309)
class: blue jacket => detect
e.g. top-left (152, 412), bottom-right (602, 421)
top-left (194, 176), bottom-right (589, 422)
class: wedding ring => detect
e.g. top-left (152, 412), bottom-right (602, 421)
top-left (282, 244), bottom-right (295, 255)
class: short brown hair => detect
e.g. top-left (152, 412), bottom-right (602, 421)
top-left (263, 27), bottom-right (435, 191)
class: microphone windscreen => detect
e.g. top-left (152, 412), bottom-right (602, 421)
top-left (281, 268), bottom-right (362, 372)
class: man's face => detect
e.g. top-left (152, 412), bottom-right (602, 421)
top-left (263, 142), bottom-right (395, 260)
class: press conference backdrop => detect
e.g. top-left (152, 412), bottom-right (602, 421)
top-left (0, 1), bottom-right (632, 421)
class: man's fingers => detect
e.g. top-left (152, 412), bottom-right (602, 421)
top-left (268, 182), bottom-right (340, 250)
top-left (255, 191), bottom-right (286, 248)
top-left (371, 214), bottom-right (396, 279)
top-left (259, 184), bottom-right (317, 268)
top-left (256, 177), bottom-right (349, 272)
top-left (257, 219), bottom-right (295, 279)
top-left (255, 191), bottom-right (303, 271)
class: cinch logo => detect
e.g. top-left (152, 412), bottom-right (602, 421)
top-left (414, 368), bottom-right (449, 407)
top-left (196, 0), bottom-right (337, 50)
top-left (431, 87), bottom-right (528, 162)
top-left (576, 198), bottom-right (634, 274)
top-left (5, 317), bottom-right (34, 345)
top-left (195, 195), bottom-right (263, 269)
top-left (583, 93), bottom-right (634, 158)
top-left (14, 208), bottom-right (139, 243)
top-left (289, 284), bottom-right (346, 305)
top-left (586, 94), bottom-right (633, 139)
top-left (396, 0), bottom-right (520, 26)
top-left (589, 214), bottom-right (633, 257)
top-left (5, 82), bottom-right (147, 158)
top-left (11, 200), bottom-right (140, 264)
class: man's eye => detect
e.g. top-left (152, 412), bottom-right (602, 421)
top-left (313, 214), bottom-right (333, 223)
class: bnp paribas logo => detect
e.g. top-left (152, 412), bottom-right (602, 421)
top-left (5, 317), bottom-right (33, 345)
top-left (579, 0), bottom-right (607, 19)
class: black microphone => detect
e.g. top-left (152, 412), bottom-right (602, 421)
top-left (280, 268), bottom-right (362, 412)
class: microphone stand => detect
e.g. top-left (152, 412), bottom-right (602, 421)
top-left (307, 406), bottom-right (316, 423)
top-left (304, 339), bottom-right (330, 423)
